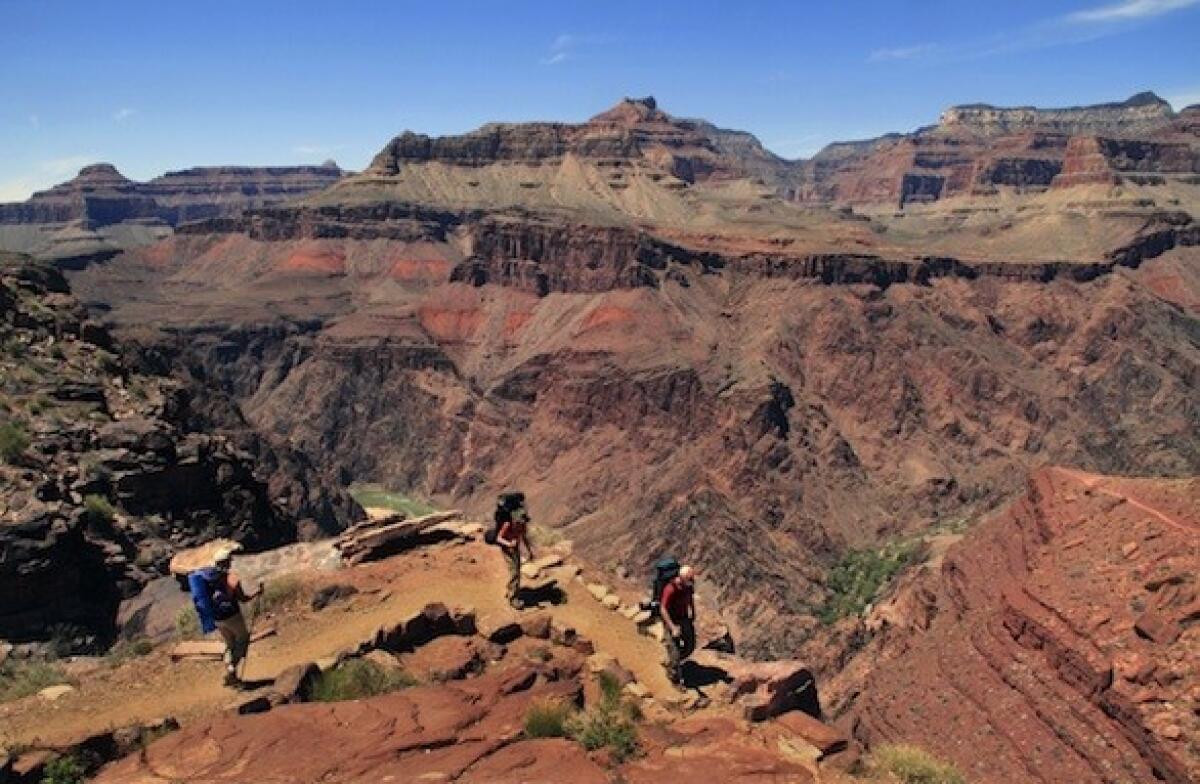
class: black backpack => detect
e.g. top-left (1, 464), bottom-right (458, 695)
top-left (485, 491), bottom-right (525, 545)
top-left (645, 556), bottom-right (680, 611)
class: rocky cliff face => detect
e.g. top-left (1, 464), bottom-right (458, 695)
top-left (820, 468), bottom-right (1199, 784)
top-left (0, 253), bottom-right (361, 647)
top-left (0, 162), bottom-right (345, 264)
top-left (802, 92), bottom-right (1196, 206)
top-left (70, 208), bottom-right (1200, 658)
top-left (938, 91), bottom-right (1177, 137)
top-left (365, 96), bottom-right (798, 189)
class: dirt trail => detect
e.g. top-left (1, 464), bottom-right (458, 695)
top-left (1058, 467), bottom-right (1199, 534)
top-left (0, 538), bottom-right (676, 748)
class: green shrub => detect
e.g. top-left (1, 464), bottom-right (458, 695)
top-left (26, 394), bottom-right (49, 415)
top-left (818, 540), bottom-right (921, 624)
top-left (107, 637), bottom-right (155, 665)
top-left (40, 753), bottom-right (85, 784)
top-left (0, 420), bottom-right (30, 463)
top-left (310, 659), bottom-right (417, 703)
top-left (0, 660), bottom-right (69, 703)
top-left (867, 744), bottom-right (966, 784)
top-left (564, 673), bottom-right (641, 762)
top-left (523, 698), bottom-right (573, 739)
top-left (596, 670), bottom-right (623, 703)
top-left (567, 704), bottom-right (639, 762)
top-left (175, 605), bottom-right (200, 640)
top-left (82, 494), bottom-right (115, 528)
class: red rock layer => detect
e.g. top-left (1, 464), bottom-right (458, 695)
top-left (840, 468), bottom-right (1199, 784)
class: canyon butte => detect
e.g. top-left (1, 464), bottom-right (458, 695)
top-left (1, 91), bottom-right (1197, 783)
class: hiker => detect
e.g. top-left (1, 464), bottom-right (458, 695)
top-left (188, 545), bottom-right (261, 687)
top-left (493, 492), bottom-right (534, 609)
top-left (660, 564), bottom-right (697, 686)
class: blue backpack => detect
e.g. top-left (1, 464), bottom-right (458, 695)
top-left (188, 567), bottom-right (239, 633)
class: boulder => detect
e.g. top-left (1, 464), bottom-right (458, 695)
top-left (477, 612), bottom-right (524, 644)
top-left (1134, 610), bottom-right (1182, 645)
top-left (336, 510), bottom-right (464, 564)
top-left (602, 594), bottom-right (621, 611)
top-left (271, 662), bottom-right (321, 704)
top-left (311, 583), bottom-right (359, 611)
top-left (586, 583), bottom-right (610, 602)
top-left (402, 636), bottom-right (484, 682)
top-left (520, 612), bottom-right (553, 640)
top-left (690, 651), bottom-right (820, 722)
top-left (380, 602), bottom-right (475, 651)
top-left (773, 710), bottom-right (848, 757)
top-left (38, 684), bottom-right (76, 701)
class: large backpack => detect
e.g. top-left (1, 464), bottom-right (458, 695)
top-left (646, 556), bottom-right (681, 612)
top-left (189, 567), bottom-right (239, 631)
top-left (484, 491), bottom-right (525, 546)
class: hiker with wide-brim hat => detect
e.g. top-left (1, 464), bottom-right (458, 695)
top-left (187, 544), bottom-right (262, 687)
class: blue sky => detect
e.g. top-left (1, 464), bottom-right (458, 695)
top-left (2, 0), bottom-right (1197, 200)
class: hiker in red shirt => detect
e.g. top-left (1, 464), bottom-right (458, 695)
top-left (659, 564), bottom-right (696, 686)
top-left (496, 501), bottom-right (535, 610)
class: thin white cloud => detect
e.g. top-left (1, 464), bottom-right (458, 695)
top-left (113, 107), bottom-right (137, 122)
top-left (868, 43), bottom-right (936, 63)
top-left (1067, 0), bottom-right (1199, 24)
top-left (540, 32), bottom-right (575, 65)
top-left (871, 0), bottom-right (1198, 62)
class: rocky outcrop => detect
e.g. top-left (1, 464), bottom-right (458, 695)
top-left (0, 163), bottom-right (344, 264)
top-left (801, 92), bottom-right (1193, 205)
top-left (938, 91), bottom-right (1176, 137)
top-left (0, 253), bottom-right (360, 646)
top-left (828, 469), bottom-right (1200, 784)
top-left (365, 96), bottom-right (798, 188)
top-left (0, 163), bottom-right (343, 230)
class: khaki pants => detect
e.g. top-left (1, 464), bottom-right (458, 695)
top-left (503, 546), bottom-right (521, 602)
top-left (663, 619), bottom-right (696, 685)
top-left (215, 612), bottom-right (249, 674)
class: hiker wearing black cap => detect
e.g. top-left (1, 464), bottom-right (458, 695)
top-left (489, 492), bottom-right (535, 609)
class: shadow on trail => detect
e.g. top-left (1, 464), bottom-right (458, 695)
top-left (517, 583), bottom-right (566, 607)
top-left (680, 660), bottom-right (731, 689)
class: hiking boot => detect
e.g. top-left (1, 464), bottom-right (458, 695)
top-left (223, 671), bottom-right (241, 688)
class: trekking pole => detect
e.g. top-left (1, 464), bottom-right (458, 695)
top-left (237, 587), bottom-right (264, 683)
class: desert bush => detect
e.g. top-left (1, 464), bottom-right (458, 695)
top-left (818, 540), bottom-right (921, 624)
top-left (567, 703), bottom-right (639, 762)
top-left (523, 698), bottom-right (573, 739)
top-left (40, 753), bottom-right (85, 784)
top-left (866, 743), bottom-right (966, 784)
top-left (310, 659), bottom-right (416, 703)
top-left (107, 637), bottom-right (155, 665)
top-left (564, 672), bottom-right (641, 762)
top-left (0, 660), bottom-right (69, 703)
top-left (256, 574), bottom-right (306, 616)
top-left (175, 605), bottom-right (201, 640)
top-left (82, 494), bottom-right (115, 528)
top-left (0, 420), bottom-right (30, 463)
